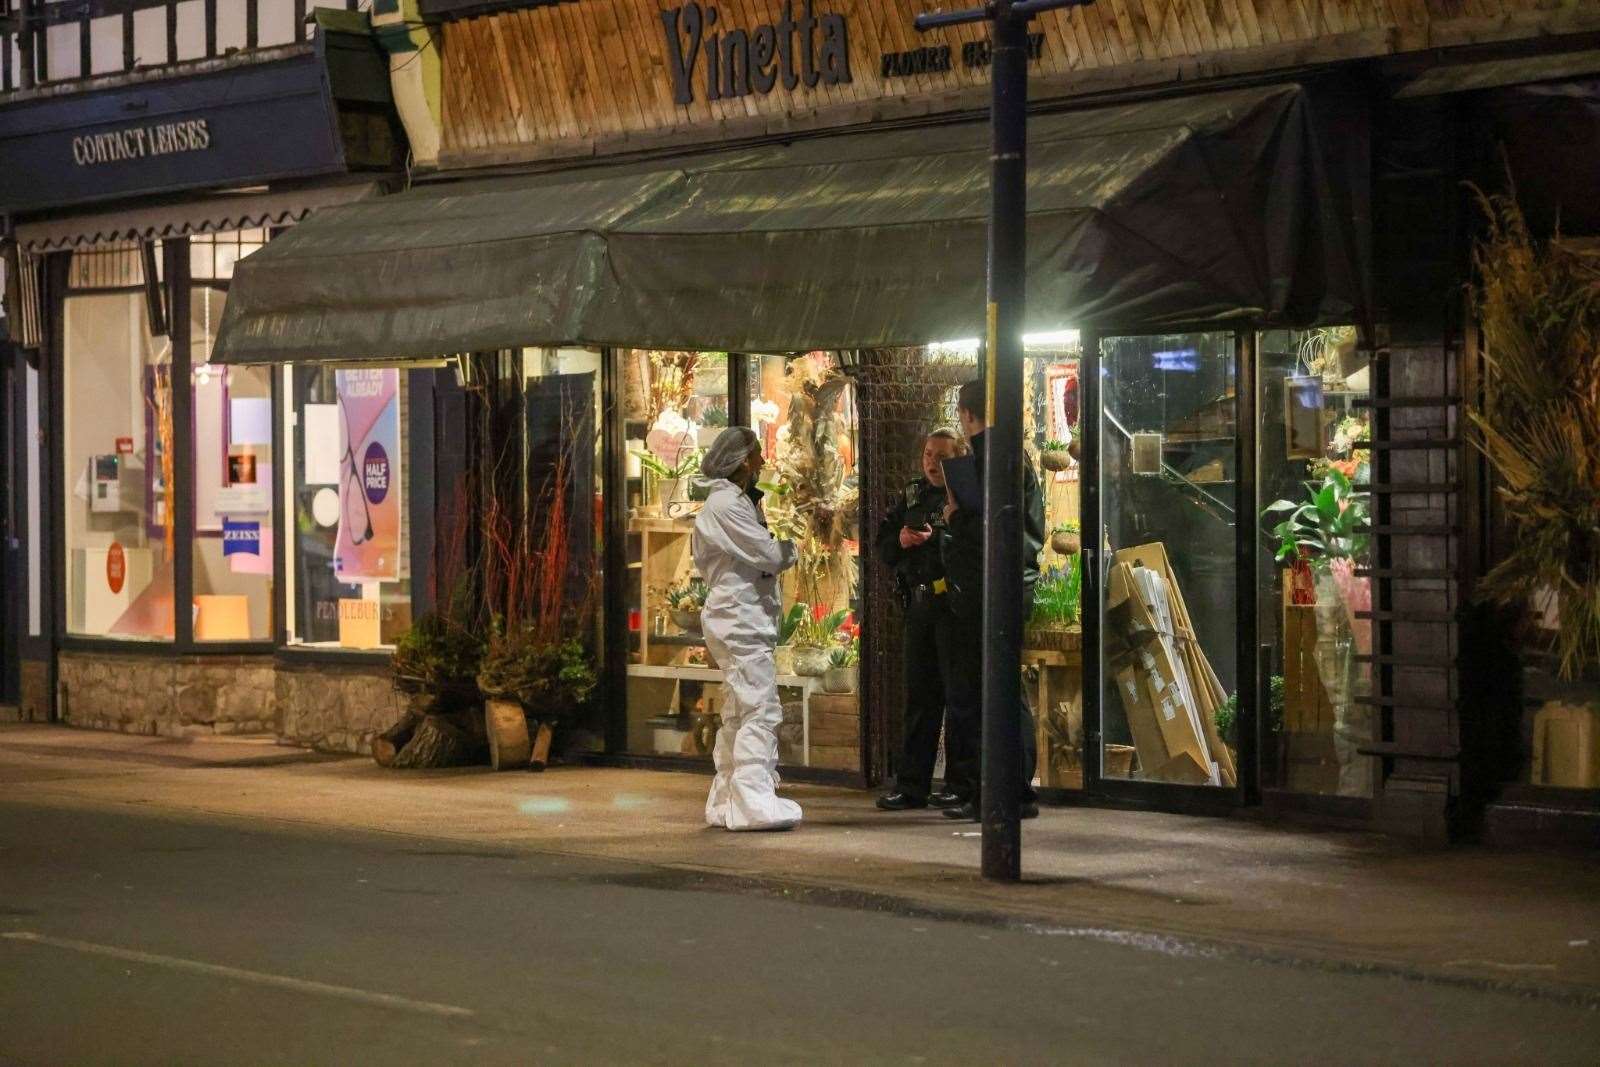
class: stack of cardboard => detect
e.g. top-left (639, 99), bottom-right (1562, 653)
top-left (1104, 543), bottom-right (1238, 787)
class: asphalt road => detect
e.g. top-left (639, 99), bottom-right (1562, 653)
top-left (1, 799), bottom-right (1596, 1066)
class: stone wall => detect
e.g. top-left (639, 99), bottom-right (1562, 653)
top-left (275, 658), bottom-right (408, 755)
top-left (57, 651), bottom-right (276, 737)
top-left (16, 659), bottom-right (51, 723)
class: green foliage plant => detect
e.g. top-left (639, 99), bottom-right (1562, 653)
top-left (1262, 468), bottom-right (1369, 570)
top-left (632, 449), bottom-right (702, 480)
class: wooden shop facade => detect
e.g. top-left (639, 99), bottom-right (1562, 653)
top-left (10, 0), bottom-right (1600, 844)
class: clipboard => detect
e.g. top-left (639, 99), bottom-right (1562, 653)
top-left (941, 454), bottom-right (982, 512)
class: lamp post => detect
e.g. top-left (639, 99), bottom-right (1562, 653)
top-left (912, 0), bottom-right (1095, 883)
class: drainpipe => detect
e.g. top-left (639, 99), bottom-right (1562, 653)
top-left (370, 0), bottom-right (442, 170)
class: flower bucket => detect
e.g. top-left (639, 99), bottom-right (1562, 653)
top-left (793, 645), bottom-right (831, 677)
top-left (823, 665), bottom-right (858, 694)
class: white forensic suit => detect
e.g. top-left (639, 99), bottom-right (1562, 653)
top-left (692, 479), bottom-right (801, 830)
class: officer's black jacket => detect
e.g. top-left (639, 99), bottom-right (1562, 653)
top-left (938, 430), bottom-right (1045, 614)
top-left (874, 477), bottom-right (950, 590)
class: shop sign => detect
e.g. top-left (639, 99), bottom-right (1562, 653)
top-left (106, 542), bottom-right (126, 595)
top-left (879, 33), bottom-right (1046, 79)
top-left (222, 519), bottom-right (262, 557)
top-left (661, 0), bottom-right (852, 106)
top-left (71, 119), bottom-right (212, 168)
top-left (333, 368), bottom-right (402, 583)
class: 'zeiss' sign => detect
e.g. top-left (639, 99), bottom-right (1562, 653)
top-left (222, 519), bottom-right (262, 557)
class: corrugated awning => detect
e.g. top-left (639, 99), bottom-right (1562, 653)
top-left (212, 83), bottom-right (1364, 364)
top-left (12, 181), bottom-right (381, 252)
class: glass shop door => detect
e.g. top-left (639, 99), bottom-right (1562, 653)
top-left (1083, 332), bottom-right (1254, 804)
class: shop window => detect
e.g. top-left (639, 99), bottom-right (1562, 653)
top-left (1097, 332), bottom-right (1241, 789)
top-left (1257, 328), bottom-right (1374, 798)
top-left (61, 247), bottom-right (173, 641)
top-left (189, 285), bottom-right (274, 642)
top-left (283, 365), bottom-right (412, 650)
top-left (625, 352), bottom-right (861, 771)
top-left (1023, 332), bottom-right (1086, 790)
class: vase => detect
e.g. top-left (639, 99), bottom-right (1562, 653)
top-left (823, 665), bottom-right (857, 694)
top-left (1312, 568), bottom-right (1374, 797)
top-left (793, 645), bottom-right (831, 677)
top-left (773, 644), bottom-right (796, 676)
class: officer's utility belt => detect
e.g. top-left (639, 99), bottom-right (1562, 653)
top-left (904, 578), bottom-right (949, 605)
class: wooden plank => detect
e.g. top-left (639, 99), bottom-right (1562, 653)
top-left (485, 16), bottom-right (532, 144)
top-left (511, 10), bottom-right (561, 143)
top-left (527, 7), bottom-right (581, 140)
top-left (596, 0), bottom-right (653, 132)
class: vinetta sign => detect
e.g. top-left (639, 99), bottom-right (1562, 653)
top-left (660, 1), bottom-right (852, 107)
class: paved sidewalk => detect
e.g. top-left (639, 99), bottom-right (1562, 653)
top-left (3, 723), bottom-right (1597, 1002)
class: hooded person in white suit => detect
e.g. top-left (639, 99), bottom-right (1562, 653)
top-left (692, 427), bottom-right (802, 830)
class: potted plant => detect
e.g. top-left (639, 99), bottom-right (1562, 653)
top-left (1050, 519), bottom-right (1081, 556)
top-left (1262, 468), bottom-right (1373, 794)
top-left (663, 576), bottom-right (708, 633)
top-left (1024, 557), bottom-right (1082, 652)
top-left (477, 622), bottom-right (598, 771)
top-left (1040, 437), bottom-right (1073, 471)
top-left (792, 602), bottom-right (847, 676)
top-left (632, 448), bottom-right (702, 510)
top-left (381, 597), bottom-right (488, 769)
top-left (824, 637), bottom-right (860, 694)
top-left (773, 602), bottom-right (805, 676)
top-left (697, 404), bottom-right (729, 448)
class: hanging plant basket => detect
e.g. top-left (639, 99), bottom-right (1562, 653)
top-left (1051, 531), bottom-right (1081, 556)
top-left (1041, 449), bottom-right (1073, 472)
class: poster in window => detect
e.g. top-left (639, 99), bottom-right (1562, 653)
top-left (334, 369), bottom-right (402, 583)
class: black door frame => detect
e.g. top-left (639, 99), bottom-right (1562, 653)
top-left (1079, 325), bottom-right (1261, 815)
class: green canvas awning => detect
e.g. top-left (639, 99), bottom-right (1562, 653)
top-left (212, 82), bottom-right (1364, 364)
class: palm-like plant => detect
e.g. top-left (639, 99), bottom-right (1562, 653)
top-left (1469, 187), bottom-right (1600, 678)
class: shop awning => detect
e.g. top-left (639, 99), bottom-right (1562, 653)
top-left (212, 82), bottom-right (1365, 364)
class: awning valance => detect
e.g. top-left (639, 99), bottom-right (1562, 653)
top-left (12, 181), bottom-right (381, 252)
top-left (213, 82), bottom-right (1364, 364)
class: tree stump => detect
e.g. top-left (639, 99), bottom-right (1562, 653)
top-left (528, 721), bottom-right (555, 771)
top-left (485, 699), bottom-right (532, 771)
top-left (372, 710), bottom-right (423, 768)
top-left (390, 714), bottom-right (476, 769)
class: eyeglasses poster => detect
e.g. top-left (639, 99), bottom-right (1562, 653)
top-left (333, 368), bottom-right (402, 583)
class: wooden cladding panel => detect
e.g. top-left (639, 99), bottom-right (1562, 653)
top-left (439, 0), bottom-right (1575, 164)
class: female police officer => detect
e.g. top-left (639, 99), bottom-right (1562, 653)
top-left (874, 429), bottom-right (970, 811)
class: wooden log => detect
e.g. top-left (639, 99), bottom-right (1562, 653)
top-left (529, 721), bottom-right (554, 771)
top-left (485, 698), bottom-right (532, 771)
top-left (390, 714), bottom-right (476, 769)
top-left (372, 710), bottom-right (423, 767)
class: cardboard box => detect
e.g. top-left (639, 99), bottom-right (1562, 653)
top-left (1104, 544), bottom-right (1237, 787)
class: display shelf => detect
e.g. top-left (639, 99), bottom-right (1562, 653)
top-left (626, 663), bottom-right (825, 760)
top-left (650, 632), bottom-right (706, 647)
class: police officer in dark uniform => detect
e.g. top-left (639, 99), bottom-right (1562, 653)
top-left (874, 429), bottom-right (971, 811)
top-left (939, 378), bottom-right (1045, 822)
